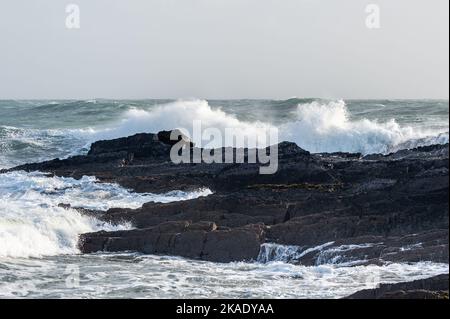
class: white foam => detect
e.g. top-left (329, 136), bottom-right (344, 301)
top-left (259, 242), bottom-right (384, 267)
top-left (87, 99), bottom-right (448, 155)
top-left (257, 243), bottom-right (305, 263)
top-left (282, 100), bottom-right (449, 154)
top-left (0, 254), bottom-right (447, 298)
top-left (89, 99), bottom-right (273, 148)
top-left (258, 242), bottom-right (335, 264)
top-left (315, 243), bottom-right (380, 266)
top-left (0, 171), bottom-right (211, 258)
top-left (1, 100), bottom-right (448, 169)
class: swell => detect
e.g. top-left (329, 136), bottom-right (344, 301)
top-left (0, 125), bottom-right (91, 169)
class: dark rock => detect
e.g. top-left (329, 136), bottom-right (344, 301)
top-left (157, 129), bottom-right (194, 147)
top-left (3, 131), bottom-right (448, 265)
top-left (345, 274), bottom-right (449, 299)
top-left (288, 231), bottom-right (449, 266)
top-left (78, 221), bottom-right (265, 262)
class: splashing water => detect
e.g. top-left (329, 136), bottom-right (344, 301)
top-left (0, 171), bottom-right (211, 258)
top-left (1, 99), bottom-right (448, 169)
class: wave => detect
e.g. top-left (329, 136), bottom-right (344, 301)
top-left (0, 171), bottom-right (211, 258)
top-left (89, 99), bottom-right (449, 155)
top-left (0, 125), bottom-right (92, 169)
top-left (89, 99), bottom-right (274, 148)
top-left (1, 99), bottom-right (448, 170)
top-left (283, 100), bottom-right (449, 154)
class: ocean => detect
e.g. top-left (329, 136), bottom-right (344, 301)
top-left (0, 99), bottom-right (448, 298)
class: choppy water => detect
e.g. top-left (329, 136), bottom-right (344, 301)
top-left (0, 99), bottom-right (448, 298)
top-left (1, 254), bottom-right (447, 299)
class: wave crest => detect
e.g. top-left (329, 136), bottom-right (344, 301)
top-left (284, 100), bottom-right (448, 154)
top-left (91, 99), bottom-right (448, 155)
top-left (1, 99), bottom-right (448, 169)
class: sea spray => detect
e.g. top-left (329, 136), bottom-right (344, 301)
top-left (1, 99), bottom-right (448, 170)
top-left (90, 99), bottom-right (449, 155)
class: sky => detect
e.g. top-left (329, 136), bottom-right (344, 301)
top-left (0, 0), bottom-right (448, 99)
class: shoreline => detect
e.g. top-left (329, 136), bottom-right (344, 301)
top-left (2, 130), bottom-right (449, 298)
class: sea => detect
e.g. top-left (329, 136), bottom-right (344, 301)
top-left (0, 98), bottom-right (448, 298)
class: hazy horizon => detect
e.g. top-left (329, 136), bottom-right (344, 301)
top-left (0, 98), bottom-right (449, 102)
top-left (0, 0), bottom-right (448, 100)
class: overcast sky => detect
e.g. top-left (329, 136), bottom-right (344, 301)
top-left (0, 0), bottom-right (448, 99)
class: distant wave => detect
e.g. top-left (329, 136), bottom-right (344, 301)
top-left (0, 125), bottom-right (93, 169)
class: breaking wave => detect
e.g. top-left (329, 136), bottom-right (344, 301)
top-left (1, 99), bottom-right (448, 169)
top-left (0, 171), bottom-right (211, 258)
top-left (90, 99), bottom-right (449, 155)
top-left (284, 100), bottom-right (448, 154)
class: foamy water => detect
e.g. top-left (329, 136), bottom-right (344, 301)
top-left (0, 171), bottom-right (211, 258)
top-left (0, 254), bottom-right (447, 298)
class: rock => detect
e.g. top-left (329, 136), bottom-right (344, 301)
top-left (285, 231), bottom-right (449, 266)
top-left (345, 274), bottom-right (449, 299)
top-left (78, 221), bottom-right (265, 263)
top-left (157, 129), bottom-right (194, 147)
top-left (3, 131), bottom-right (448, 266)
top-left (88, 133), bottom-right (170, 158)
top-left (98, 191), bottom-right (288, 228)
top-left (202, 224), bottom-right (265, 262)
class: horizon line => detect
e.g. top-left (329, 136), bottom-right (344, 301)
top-left (0, 97), bottom-right (449, 101)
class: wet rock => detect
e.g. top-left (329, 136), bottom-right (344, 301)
top-left (78, 221), bottom-right (265, 263)
top-left (285, 231), bottom-right (449, 266)
top-left (345, 274), bottom-right (449, 299)
top-left (3, 131), bottom-right (448, 265)
top-left (157, 129), bottom-right (194, 147)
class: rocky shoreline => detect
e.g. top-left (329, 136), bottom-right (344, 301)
top-left (3, 131), bottom-right (449, 298)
